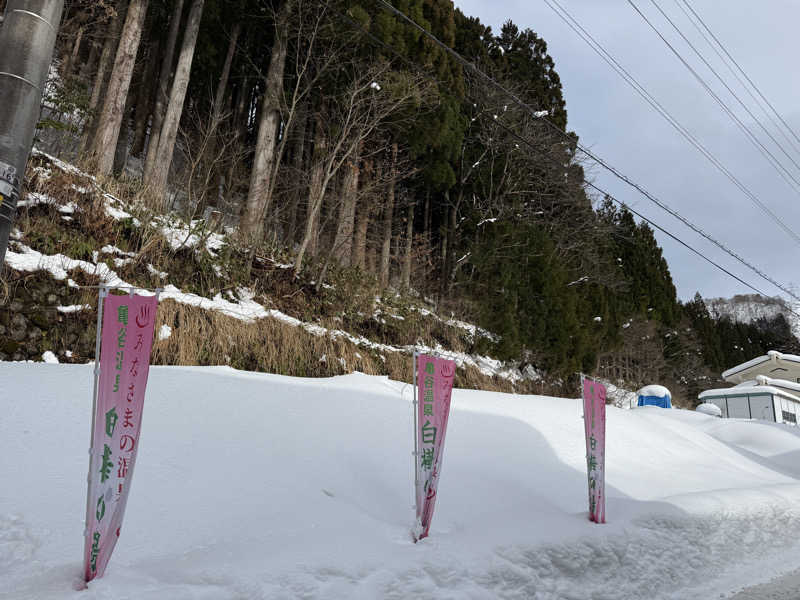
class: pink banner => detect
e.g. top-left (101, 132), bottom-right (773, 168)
top-left (582, 377), bottom-right (606, 523)
top-left (415, 354), bottom-right (455, 540)
top-left (84, 293), bottom-right (158, 581)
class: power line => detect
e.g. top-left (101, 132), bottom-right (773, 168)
top-left (369, 0), bottom-right (800, 304)
top-left (649, 0), bottom-right (800, 176)
top-left (680, 0), bottom-right (800, 152)
top-left (627, 0), bottom-right (800, 198)
top-left (671, 0), bottom-right (800, 160)
top-left (542, 0), bottom-right (800, 248)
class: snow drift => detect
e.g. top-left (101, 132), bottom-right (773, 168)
top-left (4, 363), bottom-right (800, 599)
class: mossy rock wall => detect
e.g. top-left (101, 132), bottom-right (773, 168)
top-left (0, 271), bottom-right (97, 362)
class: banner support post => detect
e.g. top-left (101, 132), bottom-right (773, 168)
top-left (83, 286), bottom-right (107, 547)
top-left (580, 373), bottom-right (591, 515)
top-left (412, 350), bottom-right (419, 521)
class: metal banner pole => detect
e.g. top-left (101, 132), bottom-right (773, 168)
top-left (580, 373), bottom-right (592, 518)
top-left (83, 286), bottom-right (107, 554)
top-left (412, 349), bottom-right (420, 524)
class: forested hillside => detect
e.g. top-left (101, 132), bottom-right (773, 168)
top-left (2, 0), bottom-right (797, 404)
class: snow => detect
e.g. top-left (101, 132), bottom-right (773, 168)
top-left (5, 364), bottom-right (800, 598)
top-left (156, 217), bottom-right (226, 256)
top-left (606, 382), bottom-right (637, 409)
top-left (57, 305), bottom-right (91, 314)
top-left (158, 324), bottom-right (172, 341)
top-left (17, 192), bottom-right (58, 209)
top-left (696, 402), bottom-right (722, 417)
top-left (100, 246), bottom-right (136, 258)
top-left (754, 375), bottom-right (800, 394)
top-left (706, 294), bottom-right (800, 341)
top-left (146, 264), bottom-right (168, 279)
top-left (638, 384), bottom-right (670, 398)
top-left (567, 275), bottom-right (589, 286)
top-left (411, 306), bottom-right (499, 343)
top-left (40, 351), bottom-right (58, 364)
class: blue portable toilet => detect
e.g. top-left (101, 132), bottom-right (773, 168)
top-left (636, 384), bottom-right (672, 408)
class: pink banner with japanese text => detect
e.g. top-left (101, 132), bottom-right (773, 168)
top-left (84, 293), bottom-right (158, 581)
top-left (415, 354), bottom-right (455, 540)
top-left (582, 377), bottom-right (606, 523)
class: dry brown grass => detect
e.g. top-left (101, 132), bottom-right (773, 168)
top-left (150, 299), bottom-right (522, 391)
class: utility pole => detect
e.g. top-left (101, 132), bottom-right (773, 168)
top-left (0, 0), bottom-right (64, 265)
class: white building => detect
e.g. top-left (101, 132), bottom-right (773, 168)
top-left (698, 351), bottom-right (800, 425)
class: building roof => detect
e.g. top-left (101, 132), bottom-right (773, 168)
top-left (722, 351), bottom-right (800, 384)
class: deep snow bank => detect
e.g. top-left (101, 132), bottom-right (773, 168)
top-left (3, 363), bottom-right (800, 599)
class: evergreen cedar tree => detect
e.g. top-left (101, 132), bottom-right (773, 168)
top-left (53, 0), bottom-right (800, 399)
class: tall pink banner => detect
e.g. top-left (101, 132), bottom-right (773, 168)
top-left (415, 354), bottom-right (455, 541)
top-left (84, 293), bottom-right (158, 582)
top-left (582, 377), bottom-right (606, 523)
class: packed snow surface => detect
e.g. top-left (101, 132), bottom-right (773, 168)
top-left (5, 365), bottom-right (800, 598)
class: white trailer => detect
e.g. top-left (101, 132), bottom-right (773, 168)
top-left (699, 376), bottom-right (800, 425)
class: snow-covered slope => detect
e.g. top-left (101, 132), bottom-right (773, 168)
top-left (706, 293), bottom-right (800, 338)
top-left (4, 363), bottom-right (800, 599)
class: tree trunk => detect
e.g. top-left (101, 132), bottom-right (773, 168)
top-left (144, 0), bottom-right (205, 201)
top-left (286, 105), bottom-right (308, 246)
top-left (79, 40), bottom-right (100, 83)
top-left (112, 102), bottom-right (133, 176)
top-left (424, 190), bottom-right (430, 236)
top-left (212, 21), bottom-right (240, 125)
top-left (294, 115), bottom-right (326, 272)
top-left (379, 143), bottom-right (398, 287)
top-left (442, 199), bottom-right (458, 295)
top-left (142, 0), bottom-right (185, 181)
top-left (353, 193), bottom-right (369, 270)
top-left (89, 0), bottom-right (148, 176)
top-left (402, 201), bottom-right (414, 290)
top-left (63, 26), bottom-right (83, 78)
top-left (331, 150), bottom-right (360, 266)
top-left (240, 1), bottom-right (292, 240)
top-left (81, 1), bottom-right (128, 155)
top-left (200, 21), bottom-right (240, 211)
top-left (130, 38), bottom-right (160, 158)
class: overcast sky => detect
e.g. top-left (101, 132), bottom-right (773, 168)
top-left (454, 0), bottom-right (800, 302)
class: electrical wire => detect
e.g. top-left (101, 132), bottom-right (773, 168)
top-left (628, 0), bottom-right (800, 198)
top-left (672, 0), bottom-right (800, 159)
top-left (680, 0), bottom-right (800, 151)
top-left (542, 0), bottom-right (800, 247)
top-left (649, 0), bottom-right (800, 175)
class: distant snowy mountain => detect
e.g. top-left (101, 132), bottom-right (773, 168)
top-left (705, 294), bottom-right (800, 339)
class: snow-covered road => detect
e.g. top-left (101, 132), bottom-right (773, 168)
top-left (729, 568), bottom-right (800, 599)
